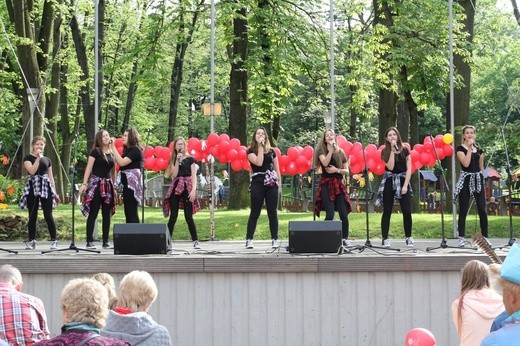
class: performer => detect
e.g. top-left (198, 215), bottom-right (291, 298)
top-left (163, 137), bottom-right (201, 250)
top-left (375, 127), bottom-right (413, 247)
top-left (78, 130), bottom-right (116, 249)
top-left (245, 127), bottom-right (281, 249)
top-left (313, 129), bottom-right (352, 246)
top-left (19, 136), bottom-right (59, 250)
top-left (454, 125), bottom-right (488, 247)
top-left (111, 128), bottom-right (143, 223)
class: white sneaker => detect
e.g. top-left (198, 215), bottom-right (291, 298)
top-left (50, 240), bottom-right (58, 249)
top-left (245, 239), bottom-right (253, 249)
top-left (382, 239), bottom-right (390, 247)
top-left (193, 240), bottom-right (201, 250)
top-left (272, 239), bottom-right (281, 248)
top-left (405, 237), bottom-right (414, 247)
top-left (342, 238), bottom-right (351, 247)
top-left (24, 240), bottom-right (36, 250)
top-left (458, 237), bottom-right (466, 248)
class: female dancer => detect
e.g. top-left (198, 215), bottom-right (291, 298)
top-left (245, 127), bottom-right (281, 249)
top-left (163, 137), bottom-right (201, 250)
top-left (19, 136), bottom-right (59, 250)
top-left (313, 129), bottom-right (352, 246)
top-left (111, 128), bottom-right (143, 223)
top-left (451, 260), bottom-right (503, 346)
top-left (78, 130), bottom-right (116, 249)
top-left (375, 127), bottom-right (413, 247)
top-left (455, 125), bottom-right (488, 247)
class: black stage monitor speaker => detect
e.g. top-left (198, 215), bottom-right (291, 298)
top-left (113, 223), bottom-right (168, 255)
top-left (288, 220), bottom-right (342, 253)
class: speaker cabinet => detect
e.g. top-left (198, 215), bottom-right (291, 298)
top-left (288, 221), bottom-right (342, 253)
top-left (113, 224), bottom-right (169, 255)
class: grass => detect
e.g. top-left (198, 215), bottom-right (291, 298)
top-left (1, 204), bottom-right (518, 242)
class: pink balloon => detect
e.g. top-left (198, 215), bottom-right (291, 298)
top-left (404, 328), bottom-right (437, 346)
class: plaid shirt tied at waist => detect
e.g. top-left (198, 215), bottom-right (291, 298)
top-left (454, 171), bottom-right (483, 201)
top-left (163, 176), bottom-right (200, 217)
top-left (375, 171), bottom-right (413, 208)
top-left (80, 175), bottom-right (116, 217)
top-left (116, 168), bottom-right (143, 206)
top-left (314, 176), bottom-right (352, 218)
top-left (19, 174), bottom-right (58, 209)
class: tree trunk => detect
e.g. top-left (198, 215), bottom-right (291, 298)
top-left (228, 6), bottom-right (249, 210)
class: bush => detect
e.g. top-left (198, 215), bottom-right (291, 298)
top-left (0, 174), bottom-right (23, 207)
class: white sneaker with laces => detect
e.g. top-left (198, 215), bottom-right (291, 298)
top-left (272, 239), bottom-right (281, 248)
top-left (24, 240), bottom-right (36, 250)
top-left (245, 239), bottom-right (253, 249)
top-left (50, 240), bottom-right (58, 249)
top-left (193, 240), bottom-right (201, 249)
top-left (458, 236), bottom-right (466, 248)
top-left (405, 237), bottom-right (414, 247)
top-left (382, 239), bottom-right (390, 247)
top-left (342, 238), bottom-right (351, 247)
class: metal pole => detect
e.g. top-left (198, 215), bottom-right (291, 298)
top-left (26, 88), bottom-right (39, 141)
top-left (209, 0), bottom-right (216, 241)
top-left (329, 0), bottom-right (335, 130)
top-left (449, 0), bottom-right (458, 237)
top-left (94, 0), bottom-right (100, 239)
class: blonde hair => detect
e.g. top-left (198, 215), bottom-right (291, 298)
top-left (61, 278), bottom-right (109, 328)
top-left (117, 270), bottom-right (158, 313)
top-left (92, 272), bottom-right (117, 310)
top-left (500, 277), bottom-right (520, 300)
top-left (456, 260), bottom-right (490, 332)
top-left (313, 129), bottom-right (347, 174)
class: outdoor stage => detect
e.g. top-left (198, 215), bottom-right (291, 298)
top-left (0, 238), bottom-right (513, 346)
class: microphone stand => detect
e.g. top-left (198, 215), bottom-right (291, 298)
top-left (43, 132), bottom-right (100, 254)
top-left (346, 133), bottom-right (399, 254)
top-left (426, 134), bottom-right (470, 252)
top-left (498, 127), bottom-right (516, 248)
top-left (141, 128), bottom-right (152, 223)
top-left (0, 141), bottom-right (17, 253)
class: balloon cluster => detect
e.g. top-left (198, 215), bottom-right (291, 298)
top-left (121, 132), bottom-right (454, 176)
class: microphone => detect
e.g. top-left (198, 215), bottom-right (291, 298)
top-left (261, 140), bottom-right (265, 147)
top-left (332, 142), bottom-right (337, 150)
top-left (177, 149), bottom-right (182, 163)
top-left (393, 143), bottom-right (399, 151)
top-left (109, 139), bottom-right (113, 145)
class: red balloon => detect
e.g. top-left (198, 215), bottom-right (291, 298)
top-left (297, 162), bottom-right (310, 174)
top-left (435, 147), bottom-right (445, 160)
top-left (413, 144), bottom-right (423, 152)
top-left (287, 162), bottom-right (298, 176)
top-left (350, 162), bottom-right (363, 174)
top-left (238, 146), bottom-right (247, 159)
top-left (194, 151), bottom-right (204, 162)
top-left (187, 137), bottom-right (201, 152)
top-left (423, 141), bottom-right (433, 153)
top-left (404, 328), bottom-right (437, 346)
top-left (228, 149), bottom-right (238, 160)
top-left (155, 158), bottom-right (167, 171)
top-left (207, 133), bottom-right (220, 148)
top-left (426, 156), bottom-right (436, 167)
top-left (342, 141), bottom-right (353, 156)
top-left (219, 133), bottom-right (230, 143)
top-left (159, 147), bottom-right (171, 161)
top-left (218, 140), bottom-right (230, 155)
top-left (115, 138), bottom-right (123, 148)
top-left (434, 135), bottom-right (444, 148)
top-left (273, 147), bottom-right (282, 159)
top-left (279, 155), bottom-right (289, 169)
top-left (168, 141), bottom-right (174, 152)
top-left (296, 155), bottom-right (308, 169)
top-left (229, 138), bottom-right (241, 150)
top-left (336, 135), bottom-right (347, 148)
top-left (287, 147), bottom-right (299, 161)
top-left (231, 159), bottom-right (242, 171)
top-left (402, 142), bottom-right (411, 151)
top-left (419, 151), bottom-right (431, 165)
top-left (153, 146), bottom-right (164, 158)
top-left (144, 157), bottom-right (156, 170)
top-left (373, 162), bottom-right (386, 175)
top-left (242, 159), bottom-right (251, 171)
top-left (143, 146), bottom-right (154, 158)
top-left (443, 144), bottom-right (454, 156)
top-left (365, 144), bottom-right (377, 153)
top-left (302, 145), bottom-right (314, 160)
top-left (351, 142), bottom-right (363, 152)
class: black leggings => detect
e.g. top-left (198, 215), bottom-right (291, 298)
top-left (246, 180), bottom-right (279, 240)
top-left (86, 187), bottom-right (113, 242)
top-left (457, 177), bottom-right (488, 237)
top-left (167, 189), bottom-right (198, 241)
top-left (320, 184), bottom-right (350, 239)
top-left (381, 178), bottom-right (412, 239)
top-left (27, 191), bottom-right (57, 241)
top-left (122, 174), bottom-right (139, 223)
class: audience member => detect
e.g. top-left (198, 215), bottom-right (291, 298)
top-left (101, 270), bottom-right (172, 345)
top-left (0, 264), bottom-right (50, 345)
top-left (451, 260), bottom-right (504, 346)
top-left (482, 244), bottom-right (520, 344)
top-left (34, 277), bottom-right (128, 345)
top-left (92, 273), bottom-right (117, 310)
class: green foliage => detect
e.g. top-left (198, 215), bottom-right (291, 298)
top-left (0, 174), bottom-right (22, 205)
